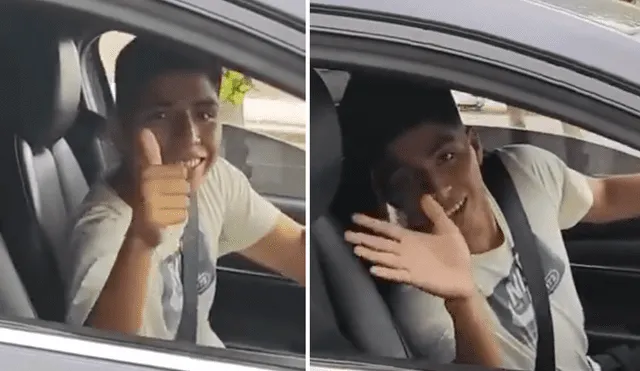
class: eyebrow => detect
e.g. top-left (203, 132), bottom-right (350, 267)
top-left (193, 98), bottom-right (219, 108)
top-left (146, 98), bottom-right (219, 110)
top-left (424, 131), bottom-right (457, 156)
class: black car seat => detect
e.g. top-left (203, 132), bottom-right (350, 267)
top-left (65, 108), bottom-right (114, 186)
top-left (0, 27), bottom-right (91, 322)
top-left (0, 234), bottom-right (36, 319)
top-left (309, 68), bottom-right (411, 358)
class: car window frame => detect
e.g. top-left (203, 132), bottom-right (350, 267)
top-left (311, 13), bottom-right (640, 153)
top-left (81, 32), bottom-right (306, 202)
top-left (80, 36), bottom-right (306, 278)
top-left (2, 0), bottom-right (305, 369)
top-left (310, 11), bottom-right (640, 371)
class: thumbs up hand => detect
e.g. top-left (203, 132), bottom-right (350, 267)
top-left (130, 128), bottom-right (191, 247)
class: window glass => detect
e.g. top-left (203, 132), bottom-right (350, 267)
top-left (315, 67), bottom-right (640, 176)
top-left (452, 91), bottom-right (640, 175)
top-left (98, 31), bottom-right (305, 199)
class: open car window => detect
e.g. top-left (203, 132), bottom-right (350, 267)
top-left (316, 68), bottom-right (640, 176)
top-left (98, 31), bottom-right (306, 200)
top-left (452, 92), bottom-right (640, 176)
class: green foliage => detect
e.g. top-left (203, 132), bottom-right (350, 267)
top-left (219, 69), bottom-right (253, 105)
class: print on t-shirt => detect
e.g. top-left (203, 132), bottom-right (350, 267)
top-left (485, 235), bottom-right (565, 348)
top-left (158, 229), bottom-right (216, 335)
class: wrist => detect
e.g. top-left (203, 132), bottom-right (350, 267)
top-left (445, 291), bottom-right (481, 317)
top-left (126, 222), bottom-right (160, 249)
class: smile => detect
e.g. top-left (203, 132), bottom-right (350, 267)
top-left (445, 196), bottom-right (467, 217)
top-left (181, 158), bottom-right (205, 169)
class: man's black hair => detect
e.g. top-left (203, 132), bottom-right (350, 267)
top-left (337, 73), bottom-right (463, 167)
top-left (114, 37), bottom-right (223, 121)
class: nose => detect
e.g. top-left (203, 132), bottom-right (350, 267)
top-left (421, 169), bottom-right (452, 202)
top-left (176, 111), bottom-right (201, 145)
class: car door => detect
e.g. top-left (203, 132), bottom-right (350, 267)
top-left (311, 0), bottom-right (640, 368)
top-left (79, 1), bottom-right (306, 352)
top-left (1, 0), bottom-right (305, 369)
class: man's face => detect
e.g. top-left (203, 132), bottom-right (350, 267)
top-left (125, 71), bottom-right (220, 191)
top-left (373, 123), bottom-right (488, 236)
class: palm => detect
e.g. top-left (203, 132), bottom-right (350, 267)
top-left (396, 231), bottom-right (473, 299)
top-left (345, 195), bottom-right (475, 300)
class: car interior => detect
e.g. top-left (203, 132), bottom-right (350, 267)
top-left (309, 66), bottom-right (640, 365)
top-left (0, 2), bottom-right (304, 356)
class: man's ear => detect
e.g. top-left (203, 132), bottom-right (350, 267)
top-left (466, 126), bottom-right (484, 165)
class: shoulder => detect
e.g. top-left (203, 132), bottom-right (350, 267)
top-left (199, 157), bottom-right (251, 212)
top-left (492, 144), bottom-right (566, 188)
top-left (494, 144), bottom-right (560, 171)
top-left (69, 181), bottom-right (132, 250)
top-left (73, 181), bottom-right (131, 228)
top-left (205, 157), bottom-right (248, 188)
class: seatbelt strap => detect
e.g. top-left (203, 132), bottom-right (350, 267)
top-left (176, 197), bottom-right (200, 343)
top-left (481, 151), bottom-right (556, 371)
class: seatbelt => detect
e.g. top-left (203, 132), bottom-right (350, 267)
top-left (175, 197), bottom-right (200, 343)
top-left (481, 151), bottom-right (556, 371)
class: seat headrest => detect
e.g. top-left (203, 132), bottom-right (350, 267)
top-left (1, 30), bottom-right (81, 149)
top-left (310, 69), bottom-right (343, 223)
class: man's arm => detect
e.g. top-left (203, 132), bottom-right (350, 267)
top-left (582, 175), bottom-right (640, 223)
top-left (446, 293), bottom-right (502, 367)
top-left (240, 214), bottom-right (305, 286)
top-left (215, 158), bottom-right (305, 286)
top-left (87, 227), bottom-right (154, 333)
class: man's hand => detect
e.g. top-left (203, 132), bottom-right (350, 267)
top-left (131, 128), bottom-right (191, 246)
top-left (344, 194), bottom-right (474, 301)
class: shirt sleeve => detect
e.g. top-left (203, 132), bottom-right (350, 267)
top-left (501, 145), bottom-right (594, 230)
top-left (215, 158), bottom-right (281, 256)
top-left (65, 203), bottom-right (132, 327)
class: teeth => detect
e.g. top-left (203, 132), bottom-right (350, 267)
top-left (446, 198), bottom-right (466, 217)
top-left (181, 158), bottom-right (202, 169)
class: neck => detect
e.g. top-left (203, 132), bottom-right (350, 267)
top-left (464, 202), bottom-right (504, 255)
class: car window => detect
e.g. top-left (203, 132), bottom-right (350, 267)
top-left (98, 31), bottom-right (305, 199)
top-left (316, 68), bottom-right (640, 176)
top-left (452, 91), bottom-right (640, 175)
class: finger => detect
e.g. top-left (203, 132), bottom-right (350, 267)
top-left (144, 179), bottom-right (191, 196)
top-left (142, 164), bottom-right (188, 179)
top-left (345, 231), bottom-right (397, 253)
top-left (354, 246), bottom-right (402, 268)
top-left (157, 195), bottom-right (190, 210)
top-left (351, 213), bottom-right (405, 241)
top-left (153, 209), bottom-right (188, 226)
top-left (137, 128), bottom-right (163, 166)
top-left (420, 194), bottom-right (456, 233)
top-left (369, 266), bottom-right (411, 284)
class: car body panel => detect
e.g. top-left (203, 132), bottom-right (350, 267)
top-left (311, 0), bottom-right (640, 95)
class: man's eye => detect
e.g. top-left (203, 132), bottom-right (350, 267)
top-left (439, 152), bottom-right (455, 163)
top-left (148, 111), bottom-right (168, 121)
top-left (198, 111), bottom-right (217, 121)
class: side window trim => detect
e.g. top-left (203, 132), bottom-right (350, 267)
top-left (0, 321), bottom-right (287, 370)
top-left (311, 31), bottom-right (640, 154)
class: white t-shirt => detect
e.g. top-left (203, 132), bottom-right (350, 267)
top-left (388, 144), bottom-right (599, 371)
top-left (65, 158), bottom-right (281, 347)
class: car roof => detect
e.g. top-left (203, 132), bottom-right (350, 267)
top-left (311, 0), bottom-right (640, 90)
top-left (172, 0), bottom-right (305, 22)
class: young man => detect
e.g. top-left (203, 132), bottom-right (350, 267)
top-left (339, 74), bottom-right (640, 371)
top-left (65, 38), bottom-right (305, 347)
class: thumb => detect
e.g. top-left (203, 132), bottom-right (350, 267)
top-left (420, 194), bottom-right (456, 234)
top-left (137, 128), bottom-right (162, 166)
